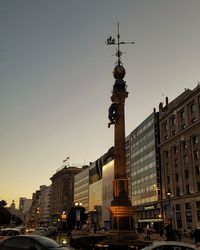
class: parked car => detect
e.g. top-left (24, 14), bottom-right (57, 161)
top-left (46, 226), bottom-right (58, 236)
top-left (0, 228), bottom-right (22, 241)
top-left (0, 235), bottom-right (71, 250)
top-left (141, 241), bottom-right (197, 250)
top-left (32, 227), bottom-right (47, 236)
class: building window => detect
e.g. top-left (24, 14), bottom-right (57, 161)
top-left (174, 160), bottom-right (178, 169)
top-left (176, 204), bottom-right (181, 211)
top-left (193, 136), bottom-right (199, 145)
top-left (186, 185), bottom-right (190, 194)
top-left (196, 202), bottom-right (200, 221)
top-left (176, 211), bottom-right (182, 228)
top-left (170, 116), bottom-right (176, 135)
top-left (175, 173), bottom-right (179, 181)
top-left (179, 110), bottom-right (185, 129)
top-left (172, 116), bottom-right (176, 125)
top-left (197, 182), bottom-right (200, 192)
top-left (185, 170), bottom-right (189, 178)
top-left (174, 146), bottom-right (178, 154)
top-left (176, 187), bottom-right (180, 196)
top-left (185, 203), bottom-right (191, 210)
top-left (182, 141), bottom-right (187, 150)
top-left (167, 176), bottom-right (170, 184)
top-left (183, 155), bottom-right (189, 165)
top-left (180, 110), bottom-right (185, 119)
top-left (163, 122), bottom-right (168, 140)
top-left (196, 166), bottom-right (200, 176)
top-left (194, 150), bottom-right (200, 160)
top-left (191, 117), bottom-right (196, 124)
top-left (186, 211), bottom-right (192, 223)
top-left (190, 103), bottom-right (195, 113)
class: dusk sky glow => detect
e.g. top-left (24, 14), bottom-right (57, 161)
top-left (1, 0), bottom-right (200, 207)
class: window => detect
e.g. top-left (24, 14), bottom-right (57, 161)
top-left (171, 116), bottom-right (176, 125)
top-left (197, 202), bottom-right (200, 221)
top-left (182, 141), bottom-right (187, 150)
top-left (197, 182), bottom-right (200, 192)
top-left (183, 155), bottom-right (189, 165)
top-left (174, 160), bottom-right (178, 168)
top-left (163, 122), bottom-right (168, 140)
top-left (180, 110), bottom-right (185, 119)
top-left (170, 116), bottom-right (176, 135)
top-left (174, 146), bottom-right (178, 154)
top-left (193, 136), bottom-right (198, 145)
top-left (186, 185), bottom-right (190, 194)
top-left (185, 203), bottom-right (191, 210)
top-left (185, 170), bottom-right (189, 178)
top-left (186, 211), bottom-right (193, 223)
top-left (175, 173), bottom-right (179, 181)
top-left (191, 117), bottom-right (196, 124)
top-left (196, 166), bottom-right (200, 176)
top-left (176, 204), bottom-right (181, 210)
top-left (163, 122), bottom-right (168, 131)
top-left (190, 103), bottom-right (195, 113)
top-left (194, 150), bottom-right (200, 160)
top-left (179, 110), bottom-right (185, 129)
top-left (176, 187), bottom-right (180, 196)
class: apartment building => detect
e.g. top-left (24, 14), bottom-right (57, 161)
top-left (39, 185), bottom-right (52, 226)
top-left (159, 85), bottom-right (200, 231)
top-left (50, 166), bottom-right (82, 225)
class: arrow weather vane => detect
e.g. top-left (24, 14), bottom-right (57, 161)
top-left (106, 22), bottom-right (134, 66)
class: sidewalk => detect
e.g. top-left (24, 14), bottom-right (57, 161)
top-left (137, 232), bottom-right (195, 244)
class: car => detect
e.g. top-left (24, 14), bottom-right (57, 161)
top-left (32, 227), bottom-right (47, 236)
top-left (0, 235), bottom-right (72, 250)
top-left (0, 228), bottom-right (22, 241)
top-left (141, 241), bottom-right (197, 250)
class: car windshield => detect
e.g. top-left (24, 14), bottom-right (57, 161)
top-left (35, 236), bottom-right (62, 247)
top-left (0, 230), bottom-right (20, 236)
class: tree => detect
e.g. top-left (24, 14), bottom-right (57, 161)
top-left (0, 206), bottom-right (11, 225)
top-left (0, 200), bottom-right (7, 207)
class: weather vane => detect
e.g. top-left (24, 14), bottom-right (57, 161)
top-left (106, 22), bottom-right (134, 65)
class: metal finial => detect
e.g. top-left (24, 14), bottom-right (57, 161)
top-left (106, 22), bottom-right (134, 65)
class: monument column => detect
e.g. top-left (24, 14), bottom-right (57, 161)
top-left (107, 23), bottom-right (136, 241)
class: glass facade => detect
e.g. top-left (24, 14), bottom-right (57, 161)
top-left (129, 112), bottom-right (159, 206)
top-left (89, 180), bottom-right (102, 211)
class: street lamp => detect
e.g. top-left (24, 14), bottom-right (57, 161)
top-left (166, 192), bottom-right (173, 240)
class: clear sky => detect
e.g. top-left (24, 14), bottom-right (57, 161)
top-left (1, 0), bottom-right (200, 207)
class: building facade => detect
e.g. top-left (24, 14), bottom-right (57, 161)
top-left (50, 166), bottom-right (82, 225)
top-left (128, 111), bottom-right (162, 231)
top-left (102, 159), bottom-right (114, 230)
top-left (159, 85), bottom-right (200, 231)
top-left (74, 165), bottom-right (89, 212)
top-left (88, 147), bottom-right (114, 228)
top-left (39, 185), bottom-right (52, 226)
top-left (19, 197), bottom-right (32, 224)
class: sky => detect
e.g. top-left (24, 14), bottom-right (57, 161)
top-left (1, 0), bottom-right (200, 207)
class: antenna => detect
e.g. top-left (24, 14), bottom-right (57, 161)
top-left (106, 22), bottom-right (134, 65)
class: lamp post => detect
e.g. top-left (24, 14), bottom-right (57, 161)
top-left (167, 192), bottom-right (172, 226)
top-left (166, 192), bottom-right (173, 240)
